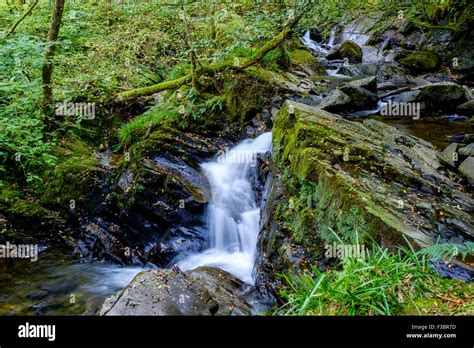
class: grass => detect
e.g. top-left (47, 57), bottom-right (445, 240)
top-left (276, 239), bottom-right (474, 316)
top-left (118, 102), bottom-right (179, 147)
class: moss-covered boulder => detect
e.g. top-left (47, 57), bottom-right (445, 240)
top-left (288, 49), bottom-right (326, 75)
top-left (262, 100), bottom-right (474, 274)
top-left (399, 51), bottom-right (440, 72)
top-left (326, 40), bottom-right (363, 63)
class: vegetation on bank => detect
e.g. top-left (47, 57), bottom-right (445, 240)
top-left (277, 240), bottom-right (474, 316)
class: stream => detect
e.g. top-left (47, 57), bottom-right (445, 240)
top-left (301, 27), bottom-right (472, 150)
top-left (0, 23), bottom-right (471, 316)
top-left (177, 132), bottom-right (272, 284)
top-left (0, 133), bottom-right (272, 314)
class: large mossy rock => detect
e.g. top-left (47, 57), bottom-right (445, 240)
top-left (265, 100), bottom-right (474, 268)
top-left (399, 51), bottom-right (440, 72)
top-left (100, 267), bottom-right (252, 315)
top-left (326, 40), bottom-right (363, 63)
top-left (288, 49), bottom-right (326, 75)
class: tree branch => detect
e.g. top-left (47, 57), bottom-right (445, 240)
top-left (116, 2), bottom-right (314, 101)
top-left (4, 0), bottom-right (39, 38)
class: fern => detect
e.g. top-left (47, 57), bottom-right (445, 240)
top-left (418, 242), bottom-right (474, 261)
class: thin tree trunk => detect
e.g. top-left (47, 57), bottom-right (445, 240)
top-left (42, 0), bottom-right (65, 117)
top-left (4, 0), bottom-right (39, 38)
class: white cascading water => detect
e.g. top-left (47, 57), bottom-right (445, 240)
top-left (178, 132), bottom-right (272, 284)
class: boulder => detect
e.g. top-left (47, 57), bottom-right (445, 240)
top-left (318, 89), bottom-right (351, 112)
top-left (100, 267), bottom-right (252, 315)
top-left (456, 100), bottom-right (474, 116)
top-left (458, 157), bottom-right (474, 185)
top-left (440, 143), bottom-right (461, 168)
top-left (326, 40), bottom-right (363, 63)
top-left (414, 82), bottom-right (465, 102)
top-left (339, 85), bottom-right (378, 110)
top-left (459, 143), bottom-right (474, 157)
top-left (399, 51), bottom-right (440, 72)
top-left (288, 49), bottom-right (326, 75)
top-left (269, 101), bottom-right (474, 265)
top-left (346, 76), bottom-right (377, 92)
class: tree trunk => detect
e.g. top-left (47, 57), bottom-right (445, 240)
top-left (42, 0), bottom-right (65, 116)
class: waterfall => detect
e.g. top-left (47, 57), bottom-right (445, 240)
top-left (178, 132), bottom-right (272, 284)
top-left (328, 25), bottom-right (337, 46)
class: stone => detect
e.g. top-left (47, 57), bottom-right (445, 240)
top-left (326, 40), bottom-right (363, 63)
top-left (458, 157), bottom-right (474, 185)
top-left (456, 100), bottom-right (474, 116)
top-left (459, 143), bottom-right (474, 157)
top-left (440, 143), bottom-right (461, 168)
top-left (346, 76), bottom-right (377, 92)
top-left (339, 85), bottom-right (378, 110)
top-left (318, 89), bottom-right (351, 112)
top-left (100, 267), bottom-right (252, 315)
top-left (270, 100), bottom-right (474, 265)
top-left (399, 51), bottom-right (440, 72)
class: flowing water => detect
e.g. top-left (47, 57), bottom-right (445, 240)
top-left (0, 248), bottom-right (143, 315)
top-left (178, 132), bottom-right (272, 284)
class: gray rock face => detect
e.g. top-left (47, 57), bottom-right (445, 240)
top-left (266, 101), bottom-right (474, 271)
top-left (100, 267), bottom-right (252, 315)
top-left (459, 143), bottom-right (474, 157)
top-left (318, 89), bottom-right (351, 112)
top-left (440, 143), bottom-right (461, 168)
top-left (346, 76), bottom-right (377, 92)
top-left (459, 157), bottom-right (474, 185)
top-left (456, 100), bottom-right (474, 116)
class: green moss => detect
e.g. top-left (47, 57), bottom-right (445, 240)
top-left (399, 51), bottom-right (440, 71)
top-left (262, 47), bottom-right (289, 70)
top-left (42, 138), bottom-right (99, 206)
top-left (272, 101), bottom-right (403, 255)
top-left (288, 49), bottom-right (326, 75)
top-left (289, 49), bottom-right (315, 65)
top-left (339, 40), bottom-right (362, 63)
top-left (9, 199), bottom-right (48, 219)
top-left (119, 102), bottom-right (180, 148)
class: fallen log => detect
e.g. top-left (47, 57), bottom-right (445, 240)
top-left (116, 3), bottom-right (314, 101)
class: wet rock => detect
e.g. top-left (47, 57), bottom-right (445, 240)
top-left (326, 40), bottom-right (363, 63)
top-left (269, 100), bottom-right (474, 273)
top-left (288, 49), bottom-right (326, 75)
top-left (458, 157), bottom-right (474, 185)
top-left (309, 27), bottom-right (323, 43)
top-left (415, 82), bottom-right (465, 102)
top-left (318, 89), bottom-right (351, 112)
top-left (440, 143), bottom-right (461, 168)
top-left (399, 51), bottom-right (440, 72)
top-left (377, 81), bottom-right (398, 91)
top-left (339, 85), bottom-right (378, 110)
top-left (456, 100), bottom-right (474, 116)
top-left (451, 133), bottom-right (474, 144)
top-left (346, 76), bottom-right (377, 92)
top-left (459, 143), bottom-right (474, 157)
top-left (100, 267), bottom-right (252, 315)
